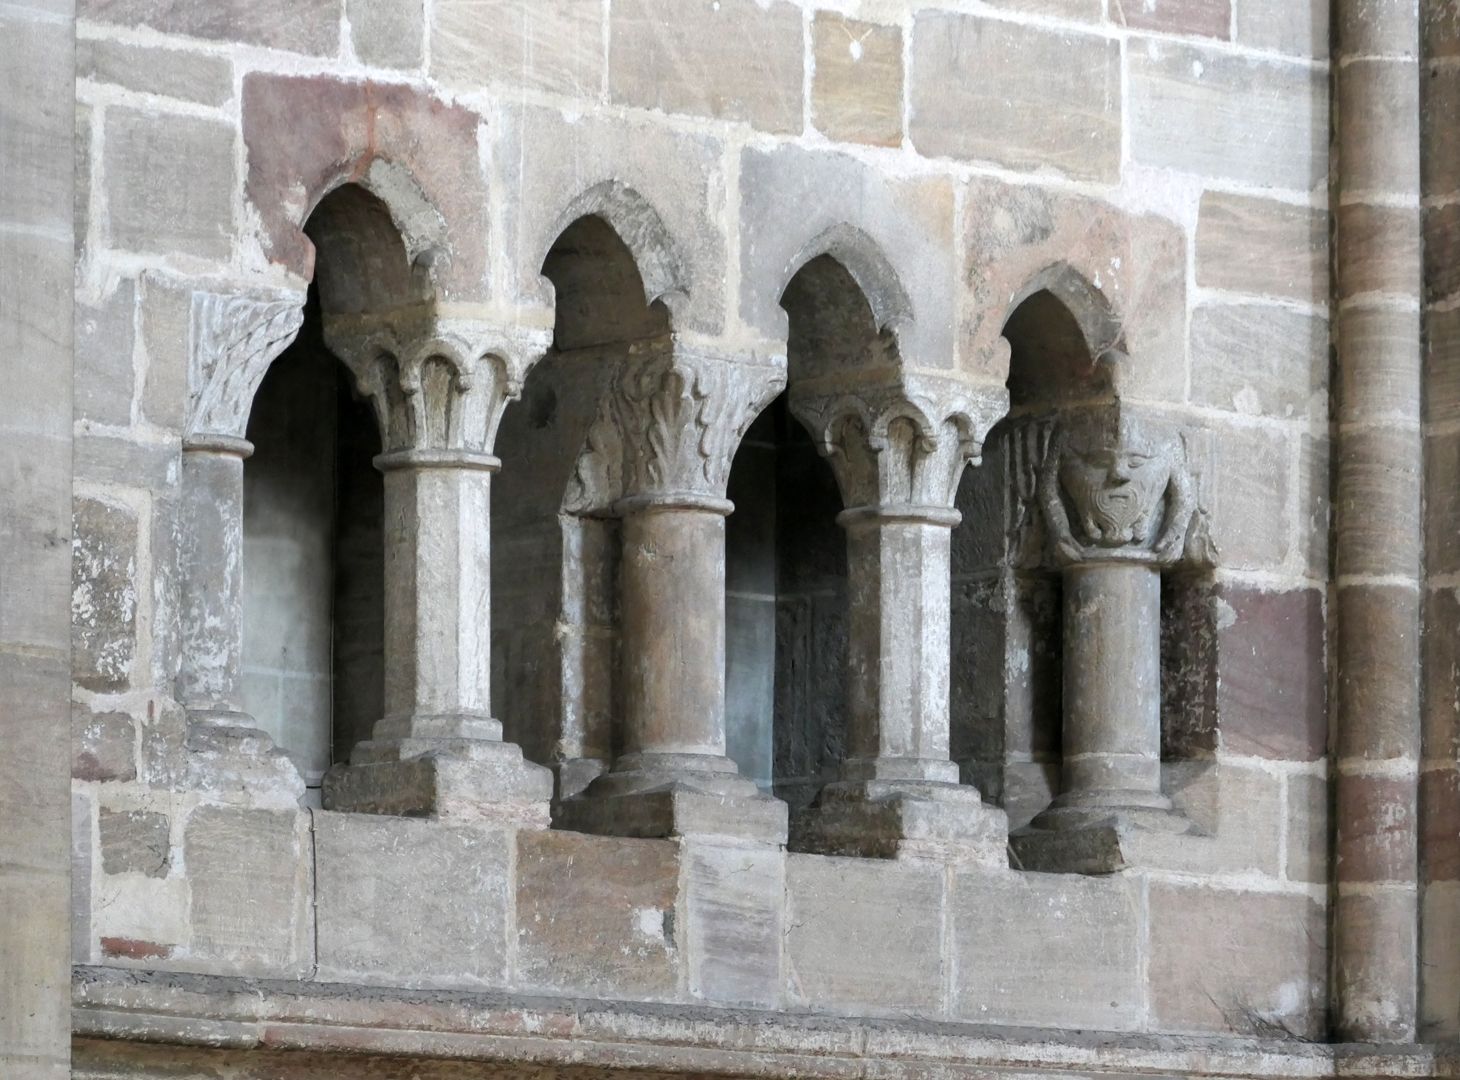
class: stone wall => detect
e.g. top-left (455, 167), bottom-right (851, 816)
top-left (60, 0), bottom-right (1367, 1071)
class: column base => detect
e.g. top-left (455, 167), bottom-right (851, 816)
top-left (184, 710), bottom-right (305, 808)
top-left (793, 779), bottom-right (1008, 866)
top-left (555, 754), bottom-right (787, 842)
top-left (1010, 790), bottom-right (1196, 874)
top-left (323, 737), bottom-right (552, 828)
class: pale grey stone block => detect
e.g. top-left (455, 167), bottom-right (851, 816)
top-left (74, 278), bottom-right (135, 426)
top-left (1191, 304), bottom-right (1328, 419)
top-left (347, 0), bottom-right (423, 69)
top-left (77, 38), bottom-right (233, 106)
top-left (1210, 423), bottom-right (1293, 571)
top-left (78, 0), bottom-right (343, 55)
top-left (0, 12), bottom-right (72, 229)
top-left (431, 0), bottom-right (599, 95)
top-left (910, 12), bottom-right (1121, 182)
top-left (315, 812), bottom-right (511, 988)
top-left (683, 840), bottom-right (783, 1007)
top-left (72, 495), bottom-right (138, 694)
top-left (99, 808), bottom-right (171, 878)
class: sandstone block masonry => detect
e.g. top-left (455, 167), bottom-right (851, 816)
top-left (39, 0), bottom-right (1458, 1076)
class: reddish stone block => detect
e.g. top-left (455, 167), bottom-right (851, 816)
top-left (1216, 587), bottom-right (1326, 762)
top-left (1424, 588), bottom-right (1460, 761)
top-left (1422, 767), bottom-right (1460, 883)
top-left (241, 74), bottom-right (487, 298)
top-left (1336, 584), bottom-right (1421, 761)
top-left (1336, 772), bottom-right (1417, 883)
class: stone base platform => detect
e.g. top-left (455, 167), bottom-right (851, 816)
top-left (793, 779), bottom-right (1008, 865)
top-left (555, 780), bottom-right (788, 843)
top-left (71, 967), bottom-right (1445, 1080)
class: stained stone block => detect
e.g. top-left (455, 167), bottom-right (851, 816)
top-left (103, 108), bottom-right (234, 261)
top-left (77, 38), bottom-right (233, 105)
top-left (78, 0), bottom-right (343, 55)
top-left (1150, 884), bottom-right (1326, 1037)
top-left (1112, 0), bottom-right (1231, 39)
top-left (348, 0), bottom-right (423, 69)
top-left (1128, 39), bottom-right (1326, 191)
top-left (1235, 0), bottom-right (1328, 57)
top-left (1336, 585), bottom-right (1421, 761)
top-left (1190, 304), bottom-right (1327, 419)
top-left (784, 855), bottom-right (943, 1014)
top-left (1333, 890), bottom-right (1416, 1039)
top-left (1336, 773), bottom-right (1417, 883)
top-left (1335, 204), bottom-right (1423, 301)
top-left (430, 0), bottom-right (598, 95)
top-left (1421, 767), bottom-right (1460, 884)
top-left (1427, 204), bottom-right (1460, 303)
top-left (609, 0), bottom-right (804, 134)
top-left (1209, 424), bottom-right (1292, 571)
top-left (1215, 587), bottom-right (1326, 762)
top-left (910, 12), bottom-right (1120, 182)
top-left (183, 807), bottom-right (312, 977)
top-left (1196, 192), bottom-right (1327, 304)
top-left (1422, 882), bottom-right (1460, 1040)
top-left (516, 830), bottom-right (680, 1000)
top-left (1426, 588), bottom-right (1460, 762)
top-left (98, 809), bottom-right (171, 878)
top-left (682, 840), bottom-right (783, 1007)
top-left (72, 496), bottom-right (138, 693)
top-left (73, 705), bottom-right (136, 783)
top-left (951, 869), bottom-right (1142, 1030)
top-left (315, 812), bottom-right (510, 988)
top-left (1337, 59), bottom-right (1422, 198)
top-left (811, 14), bottom-right (903, 148)
top-left (74, 279), bottom-right (135, 427)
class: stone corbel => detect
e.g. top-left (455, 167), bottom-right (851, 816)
top-left (186, 289), bottom-right (307, 445)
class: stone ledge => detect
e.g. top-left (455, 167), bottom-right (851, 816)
top-left (71, 967), bottom-right (1455, 1080)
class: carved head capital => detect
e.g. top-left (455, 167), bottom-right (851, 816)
top-left (1036, 402), bottom-right (1215, 569)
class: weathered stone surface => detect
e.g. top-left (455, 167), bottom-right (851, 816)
top-left (1338, 58), bottom-right (1422, 198)
top-left (1336, 428), bottom-right (1422, 577)
top-left (1288, 771), bottom-right (1329, 884)
top-left (1427, 204), bottom-right (1460, 303)
top-left (609, 0), bottom-right (803, 133)
top-left (1422, 881), bottom-right (1460, 1039)
top-left (1236, 0), bottom-right (1328, 57)
top-left (1335, 584), bottom-right (1421, 761)
top-left (1128, 39), bottom-right (1325, 191)
top-left (516, 830), bottom-right (679, 999)
top-left (1209, 424), bottom-right (1292, 571)
top-left (183, 807), bottom-right (312, 977)
top-left (1196, 193), bottom-right (1327, 304)
top-left (72, 495), bottom-right (138, 693)
top-left (1430, 307), bottom-right (1460, 424)
top-left (103, 108), bottom-right (234, 261)
top-left (1112, 0), bottom-right (1230, 39)
top-left (1421, 767), bottom-right (1460, 883)
top-left (1150, 884), bottom-right (1326, 1036)
top-left (683, 840), bottom-right (782, 1007)
top-left (1298, 434), bottom-right (1330, 580)
top-left (951, 869), bottom-right (1141, 1029)
top-left (74, 279), bottom-right (135, 427)
top-left (74, 706), bottom-right (135, 783)
top-left (1426, 587), bottom-right (1460, 762)
top-left (1428, 430), bottom-right (1460, 575)
top-left (980, 0), bottom-right (1101, 20)
top-left (1151, 763), bottom-right (1284, 876)
top-left (1337, 773), bottom-right (1418, 882)
top-left (315, 812), bottom-right (510, 988)
top-left (75, 101), bottom-right (91, 258)
top-left (0, 12), bottom-right (73, 229)
top-left (78, 0), bottom-right (342, 54)
top-left (1191, 304), bottom-right (1326, 419)
top-left (1335, 204), bottom-right (1423, 300)
top-left (348, 0), bottom-right (423, 69)
top-left (1216, 587), bottom-right (1326, 761)
top-left (77, 38), bottom-right (233, 105)
top-left (784, 855), bottom-right (942, 1014)
top-left (910, 12), bottom-right (1120, 182)
top-left (72, 791), bottom-right (93, 965)
top-left (1339, 306), bottom-right (1422, 422)
top-left (811, 14), bottom-right (902, 148)
top-left (1335, 889), bottom-right (1417, 1039)
top-left (431, 0), bottom-right (598, 95)
top-left (961, 178), bottom-right (1186, 394)
top-left (98, 809), bottom-right (170, 878)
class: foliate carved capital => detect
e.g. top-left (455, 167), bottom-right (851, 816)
top-left (1028, 401), bottom-right (1216, 570)
top-left (790, 375), bottom-right (1008, 515)
top-left (187, 289), bottom-right (306, 443)
top-left (324, 314), bottom-right (551, 458)
top-left (567, 338), bottom-right (786, 513)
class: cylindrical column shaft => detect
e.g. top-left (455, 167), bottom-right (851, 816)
top-left (619, 501), bottom-right (728, 759)
top-left (1059, 562), bottom-right (1163, 803)
top-left (840, 508), bottom-right (960, 782)
top-left (374, 449), bottom-right (500, 742)
top-left (177, 438), bottom-right (251, 722)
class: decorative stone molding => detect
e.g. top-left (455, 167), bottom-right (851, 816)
top-left (324, 314), bottom-right (552, 458)
top-left (566, 338), bottom-right (786, 513)
top-left (790, 374), bottom-right (1008, 514)
top-left (186, 290), bottom-right (306, 442)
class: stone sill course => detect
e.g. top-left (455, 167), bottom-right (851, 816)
top-left (72, 968), bottom-right (1452, 1080)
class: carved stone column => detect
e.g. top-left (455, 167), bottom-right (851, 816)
top-left (321, 315), bottom-right (553, 826)
top-left (556, 338), bottom-right (789, 841)
top-left (1009, 398), bottom-right (1213, 874)
top-left (179, 292), bottom-right (306, 805)
top-left (789, 376), bottom-right (1009, 861)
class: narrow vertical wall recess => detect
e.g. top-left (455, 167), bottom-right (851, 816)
top-left (1332, 0), bottom-right (1425, 1044)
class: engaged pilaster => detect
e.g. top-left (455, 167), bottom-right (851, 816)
top-left (556, 338), bottom-right (789, 842)
top-left (321, 315), bottom-right (553, 826)
top-left (789, 375), bottom-right (1009, 862)
top-left (1009, 398), bottom-right (1214, 874)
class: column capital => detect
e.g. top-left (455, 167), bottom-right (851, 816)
top-left (789, 372), bottom-right (1008, 516)
top-left (568, 337), bottom-right (786, 513)
top-left (324, 311), bottom-right (552, 458)
top-left (1021, 399), bottom-right (1217, 572)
